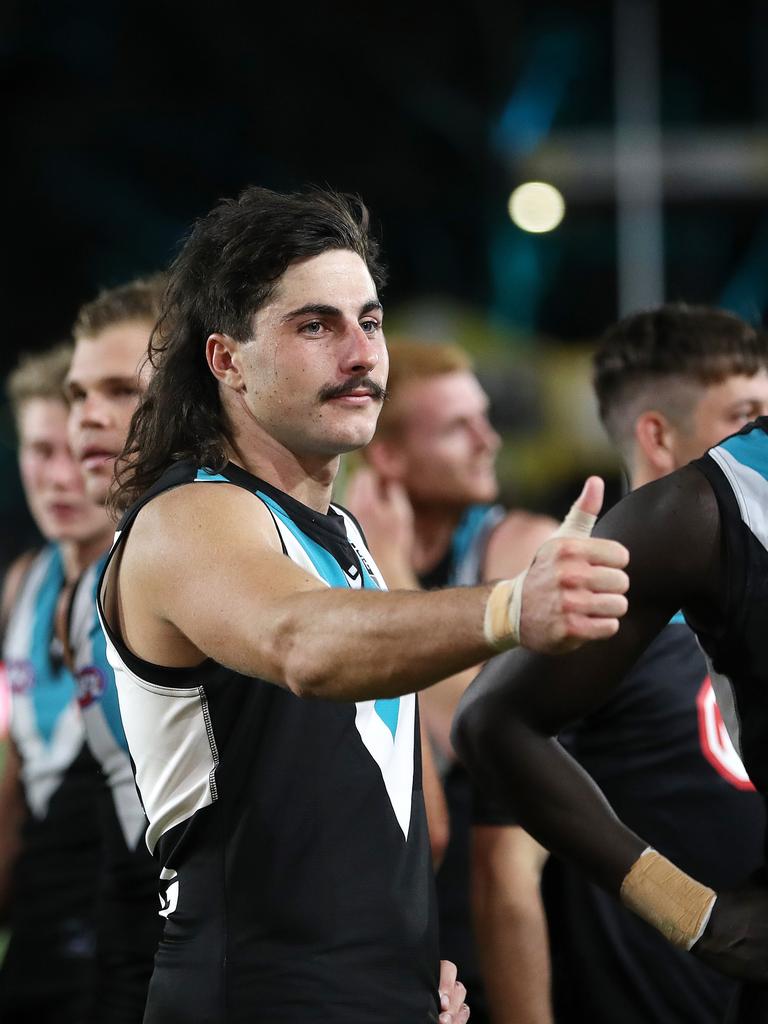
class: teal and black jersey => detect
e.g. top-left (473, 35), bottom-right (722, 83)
top-left (97, 460), bottom-right (438, 1024)
top-left (69, 556), bottom-right (162, 1023)
top-left (0, 544), bottom-right (102, 1016)
top-left (545, 620), bottom-right (766, 1024)
top-left (693, 416), bottom-right (768, 798)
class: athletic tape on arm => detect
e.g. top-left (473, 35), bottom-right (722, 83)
top-left (482, 498), bottom-right (598, 651)
top-left (620, 848), bottom-right (716, 950)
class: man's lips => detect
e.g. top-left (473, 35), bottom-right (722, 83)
top-left (79, 447), bottom-right (117, 472)
top-left (326, 390), bottom-right (377, 404)
top-left (47, 502), bottom-right (79, 519)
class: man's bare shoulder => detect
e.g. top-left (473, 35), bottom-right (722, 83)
top-left (484, 510), bottom-right (558, 581)
top-left (122, 479), bottom-right (282, 574)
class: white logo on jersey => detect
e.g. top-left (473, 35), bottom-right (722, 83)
top-left (696, 678), bottom-right (755, 791)
top-left (159, 867), bottom-right (179, 918)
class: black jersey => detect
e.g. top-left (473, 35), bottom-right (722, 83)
top-left (97, 461), bottom-right (439, 1024)
top-left (69, 556), bottom-right (162, 1023)
top-left (690, 417), bottom-right (768, 802)
top-left (544, 621), bottom-right (766, 1023)
top-left (0, 545), bottom-right (102, 1017)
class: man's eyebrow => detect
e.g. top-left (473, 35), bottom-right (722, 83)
top-left (280, 299), bottom-right (383, 323)
top-left (65, 375), bottom-right (136, 391)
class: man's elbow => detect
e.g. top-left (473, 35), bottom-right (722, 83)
top-left (271, 620), bottom-right (336, 700)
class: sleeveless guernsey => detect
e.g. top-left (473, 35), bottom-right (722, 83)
top-left (69, 556), bottom-right (162, 1021)
top-left (97, 460), bottom-right (439, 1024)
top-left (0, 544), bottom-right (101, 1015)
top-left (692, 416), bottom-right (768, 797)
top-left (546, 621), bottom-right (765, 1023)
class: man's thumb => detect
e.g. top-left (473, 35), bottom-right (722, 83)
top-left (555, 476), bottom-right (604, 538)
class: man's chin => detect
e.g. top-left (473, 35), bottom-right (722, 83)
top-left (83, 477), bottom-right (112, 508)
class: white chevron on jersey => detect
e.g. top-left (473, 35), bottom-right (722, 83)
top-left (4, 548), bottom-right (86, 818)
top-left (709, 446), bottom-right (768, 553)
top-left (269, 501), bottom-right (416, 839)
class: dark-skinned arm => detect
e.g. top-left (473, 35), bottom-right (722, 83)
top-left (453, 465), bottom-right (768, 981)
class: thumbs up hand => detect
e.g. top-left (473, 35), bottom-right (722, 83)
top-left (485, 477), bottom-right (630, 655)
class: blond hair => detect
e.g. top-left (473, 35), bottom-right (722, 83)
top-left (377, 340), bottom-right (472, 438)
top-left (6, 342), bottom-right (73, 424)
top-left (73, 274), bottom-right (167, 341)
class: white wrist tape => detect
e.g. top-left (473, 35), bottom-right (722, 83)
top-left (482, 493), bottom-right (598, 651)
top-left (620, 847), bottom-right (716, 950)
top-left (555, 505), bottom-right (597, 539)
top-left (483, 572), bottom-right (527, 651)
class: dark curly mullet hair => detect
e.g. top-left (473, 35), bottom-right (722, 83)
top-left (109, 186), bottom-right (386, 517)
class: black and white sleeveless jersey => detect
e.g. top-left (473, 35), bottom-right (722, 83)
top-left (97, 460), bottom-right (439, 1024)
top-left (0, 544), bottom-right (101, 1007)
top-left (692, 416), bottom-right (768, 797)
top-left (544, 620), bottom-right (766, 1024)
top-left (69, 556), bottom-right (162, 1021)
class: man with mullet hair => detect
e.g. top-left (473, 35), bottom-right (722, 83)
top-left (96, 185), bottom-right (631, 1024)
top-left (454, 306), bottom-right (768, 1021)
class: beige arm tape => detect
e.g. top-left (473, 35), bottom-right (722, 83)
top-left (482, 495), bottom-right (599, 651)
top-left (620, 848), bottom-right (716, 950)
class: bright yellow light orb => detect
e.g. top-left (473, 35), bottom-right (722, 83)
top-left (508, 182), bottom-right (565, 233)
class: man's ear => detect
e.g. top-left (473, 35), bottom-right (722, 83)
top-left (206, 334), bottom-right (245, 391)
top-left (634, 410), bottom-right (677, 477)
top-left (365, 438), bottom-right (407, 480)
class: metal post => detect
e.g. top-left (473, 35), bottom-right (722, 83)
top-left (614, 0), bottom-right (664, 315)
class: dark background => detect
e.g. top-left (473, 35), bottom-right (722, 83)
top-left (2, 0), bottom-right (768, 547)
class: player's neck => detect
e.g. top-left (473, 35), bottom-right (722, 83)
top-left (410, 503), bottom-right (465, 576)
top-left (225, 430), bottom-right (339, 514)
top-left (59, 528), bottom-right (112, 583)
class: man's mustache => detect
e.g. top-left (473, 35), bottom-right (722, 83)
top-left (319, 377), bottom-right (388, 402)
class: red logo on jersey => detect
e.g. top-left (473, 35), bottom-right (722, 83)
top-left (77, 666), bottom-right (106, 708)
top-left (6, 659), bottom-right (33, 695)
top-left (696, 677), bottom-right (755, 791)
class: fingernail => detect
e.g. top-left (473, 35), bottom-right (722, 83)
top-left (439, 993), bottom-right (449, 1009)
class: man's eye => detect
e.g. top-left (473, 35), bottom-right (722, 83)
top-left (302, 321), bottom-right (323, 335)
top-left (361, 320), bottom-right (379, 334)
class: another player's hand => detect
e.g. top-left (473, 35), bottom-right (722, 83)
top-left (692, 884), bottom-right (768, 983)
top-left (438, 959), bottom-right (470, 1024)
top-left (519, 477), bottom-right (630, 654)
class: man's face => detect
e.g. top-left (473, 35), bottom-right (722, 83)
top-left (387, 371), bottom-right (501, 508)
top-left (671, 370), bottom-right (768, 468)
top-left (233, 249), bottom-right (388, 458)
top-left (66, 319), bottom-right (153, 504)
top-left (18, 398), bottom-right (110, 543)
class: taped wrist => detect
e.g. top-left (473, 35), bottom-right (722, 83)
top-left (620, 848), bottom-right (716, 950)
top-left (483, 573), bottom-right (527, 651)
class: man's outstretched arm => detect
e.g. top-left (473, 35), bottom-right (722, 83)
top-left (453, 465), bottom-right (768, 981)
top-left (112, 477), bottom-right (628, 701)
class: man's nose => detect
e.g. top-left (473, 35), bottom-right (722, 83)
top-left (78, 392), bottom-right (111, 427)
top-left (340, 324), bottom-right (379, 375)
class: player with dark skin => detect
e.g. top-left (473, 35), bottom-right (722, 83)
top-left (454, 433), bottom-right (768, 1019)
